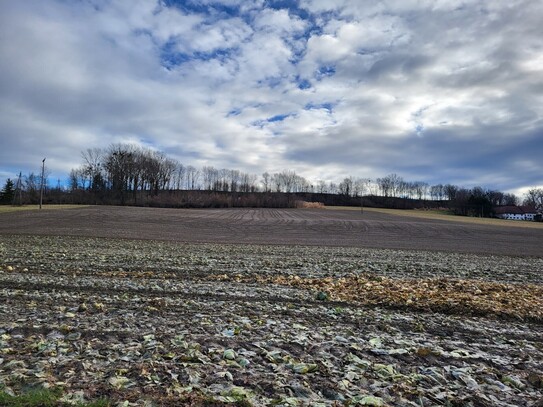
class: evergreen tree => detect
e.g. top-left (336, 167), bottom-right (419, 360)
top-left (0, 179), bottom-right (15, 204)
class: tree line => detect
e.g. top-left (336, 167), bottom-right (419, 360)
top-left (2, 143), bottom-right (542, 215)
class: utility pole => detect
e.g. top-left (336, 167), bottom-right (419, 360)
top-left (39, 158), bottom-right (46, 209)
top-left (13, 172), bottom-right (23, 206)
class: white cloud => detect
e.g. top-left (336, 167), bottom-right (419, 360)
top-left (253, 8), bottom-right (306, 35)
top-left (0, 0), bottom-right (542, 193)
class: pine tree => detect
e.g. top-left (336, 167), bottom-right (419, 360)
top-left (0, 178), bottom-right (15, 204)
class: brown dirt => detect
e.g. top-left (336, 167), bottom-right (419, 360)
top-left (1, 233), bottom-right (542, 406)
top-left (1, 205), bottom-right (542, 256)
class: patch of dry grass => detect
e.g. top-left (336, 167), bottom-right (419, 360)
top-left (295, 200), bottom-right (325, 208)
top-left (208, 273), bottom-right (543, 322)
top-left (0, 204), bottom-right (88, 214)
top-left (326, 205), bottom-right (543, 229)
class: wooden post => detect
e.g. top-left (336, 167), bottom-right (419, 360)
top-left (39, 158), bottom-right (46, 209)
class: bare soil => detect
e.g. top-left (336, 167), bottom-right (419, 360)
top-left (1, 206), bottom-right (542, 256)
top-left (0, 207), bottom-right (542, 406)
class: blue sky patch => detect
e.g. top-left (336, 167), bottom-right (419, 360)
top-left (305, 102), bottom-right (334, 112)
top-left (267, 113), bottom-right (293, 122)
top-left (296, 77), bottom-right (312, 89)
top-left (257, 76), bottom-right (285, 89)
top-left (160, 40), bottom-right (236, 69)
top-left (316, 65), bottom-right (336, 80)
top-left (227, 109), bottom-right (241, 117)
top-left (164, 0), bottom-right (240, 19)
top-left (160, 39), bottom-right (190, 68)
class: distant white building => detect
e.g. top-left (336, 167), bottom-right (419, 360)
top-left (494, 206), bottom-right (537, 221)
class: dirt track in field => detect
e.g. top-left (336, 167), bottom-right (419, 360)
top-left (1, 206), bottom-right (542, 256)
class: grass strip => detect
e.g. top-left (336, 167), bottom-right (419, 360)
top-left (0, 205), bottom-right (89, 214)
top-left (0, 387), bottom-right (110, 407)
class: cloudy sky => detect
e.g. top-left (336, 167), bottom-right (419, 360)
top-left (1, 0), bottom-right (542, 194)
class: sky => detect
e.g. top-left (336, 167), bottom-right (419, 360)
top-left (1, 0), bottom-right (542, 196)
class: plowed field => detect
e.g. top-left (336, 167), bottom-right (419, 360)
top-left (0, 207), bottom-right (542, 406)
top-left (1, 206), bottom-right (542, 256)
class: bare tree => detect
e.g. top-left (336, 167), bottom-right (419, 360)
top-left (338, 177), bottom-right (353, 196)
top-left (376, 176), bottom-right (391, 197)
top-left (159, 157), bottom-right (177, 191)
top-left (352, 178), bottom-right (370, 197)
top-left (367, 179), bottom-right (378, 196)
top-left (202, 166), bottom-right (218, 190)
top-left (104, 144), bottom-right (136, 204)
top-left (317, 180), bottom-right (327, 194)
top-left (229, 169), bottom-right (240, 192)
top-left (68, 168), bottom-right (86, 190)
top-left (443, 184), bottom-right (458, 201)
top-left (261, 172), bottom-right (271, 192)
top-left (294, 175), bottom-right (311, 193)
top-left (524, 188), bottom-right (543, 211)
top-left (271, 173), bottom-right (281, 192)
top-left (275, 170), bottom-right (297, 193)
top-left (174, 163), bottom-right (186, 190)
top-left (503, 193), bottom-right (518, 206)
top-left (81, 148), bottom-right (103, 190)
top-left (186, 166), bottom-right (200, 190)
top-left (430, 184), bottom-right (443, 200)
top-left (413, 181), bottom-right (428, 200)
top-left (240, 172), bottom-right (257, 192)
top-left (218, 169), bottom-right (230, 191)
top-left (486, 190), bottom-right (505, 206)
